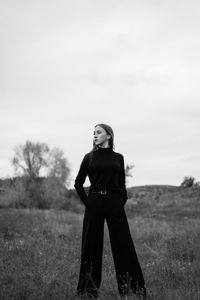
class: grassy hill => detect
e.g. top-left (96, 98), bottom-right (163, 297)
top-left (0, 185), bottom-right (200, 299)
top-left (125, 185), bottom-right (200, 219)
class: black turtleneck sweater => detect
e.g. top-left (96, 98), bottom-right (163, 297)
top-left (74, 147), bottom-right (128, 205)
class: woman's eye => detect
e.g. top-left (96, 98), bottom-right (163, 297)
top-left (94, 130), bottom-right (102, 135)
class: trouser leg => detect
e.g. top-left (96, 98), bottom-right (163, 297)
top-left (106, 193), bottom-right (145, 295)
top-left (77, 194), bottom-right (105, 296)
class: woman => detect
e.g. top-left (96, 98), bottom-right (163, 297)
top-left (74, 123), bottom-right (146, 299)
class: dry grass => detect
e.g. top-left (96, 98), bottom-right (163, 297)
top-left (0, 189), bottom-right (200, 300)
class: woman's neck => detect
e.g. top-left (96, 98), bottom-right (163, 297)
top-left (98, 140), bottom-right (110, 148)
top-left (98, 145), bottom-right (110, 149)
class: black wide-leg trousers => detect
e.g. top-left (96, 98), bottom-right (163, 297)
top-left (77, 191), bottom-right (145, 296)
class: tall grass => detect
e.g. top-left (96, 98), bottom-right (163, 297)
top-left (0, 208), bottom-right (200, 299)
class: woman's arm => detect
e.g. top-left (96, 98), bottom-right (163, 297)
top-left (119, 154), bottom-right (128, 204)
top-left (74, 154), bottom-right (89, 206)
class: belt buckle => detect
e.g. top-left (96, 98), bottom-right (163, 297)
top-left (100, 190), bottom-right (107, 195)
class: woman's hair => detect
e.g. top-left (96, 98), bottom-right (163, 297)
top-left (92, 123), bottom-right (115, 151)
top-left (88, 123), bottom-right (115, 168)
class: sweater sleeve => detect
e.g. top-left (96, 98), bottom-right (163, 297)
top-left (74, 154), bottom-right (89, 206)
top-left (119, 155), bottom-right (128, 204)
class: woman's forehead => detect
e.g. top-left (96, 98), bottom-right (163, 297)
top-left (94, 125), bottom-right (106, 132)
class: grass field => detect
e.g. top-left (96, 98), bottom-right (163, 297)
top-left (0, 186), bottom-right (200, 300)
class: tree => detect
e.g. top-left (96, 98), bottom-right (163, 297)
top-left (125, 164), bottom-right (134, 179)
top-left (11, 141), bottom-right (49, 179)
top-left (47, 147), bottom-right (70, 185)
top-left (10, 140), bottom-right (71, 209)
top-left (11, 141), bottom-right (70, 184)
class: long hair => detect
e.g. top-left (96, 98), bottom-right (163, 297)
top-left (93, 123), bottom-right (114, 151)
top-left (88, 123), bottom-right (115, 167)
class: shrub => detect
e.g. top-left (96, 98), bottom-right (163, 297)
top-left (180, 176), bottom-right (196, 187)
top-left (0, 177), bottom-right (30, 208)
top-left (40, 176), bottom-right (67, 209)
top-left (0, 176), bottom-right (71, 210)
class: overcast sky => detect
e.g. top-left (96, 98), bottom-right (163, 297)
top-left (0, 0), bottom-right (200, 188)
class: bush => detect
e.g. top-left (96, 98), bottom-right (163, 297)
top-left (180, 176), bottom-right (196, 188)
top-left (40, 177), bottom-right (67, 209)
top-left (0, 176), bottom-right (85, 211)
top-left (0, 178), bottom-right (30, 208)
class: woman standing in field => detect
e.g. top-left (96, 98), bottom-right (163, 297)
top-left (74, 123), bottom-right (146, 299)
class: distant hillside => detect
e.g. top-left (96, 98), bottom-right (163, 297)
top-left (127, 184), bottom-right (177, 202)
top-left (125, 185), bottom-right (200, 219)
top-left (128, 184), bottom-right (177, 193)
top-left (127, 184), bottom-right (199, 202)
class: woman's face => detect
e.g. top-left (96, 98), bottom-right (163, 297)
top-left (93, 126), bottom-right (110, 147)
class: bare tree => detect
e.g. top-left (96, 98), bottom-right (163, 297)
top-left (47, 147), bottom-right (70, 185)
top-left (11, 141), bottom-right (49, 179)
top-left (125, 164), bottom-right (134, 179)
top-left (11, 141), bottom-right (70, 185)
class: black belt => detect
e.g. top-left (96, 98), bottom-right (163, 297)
top-left (90, 189), bottom-right (120, 195)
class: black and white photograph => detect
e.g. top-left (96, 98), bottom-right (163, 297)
top-left (0, 0), bottom-right (200, 299)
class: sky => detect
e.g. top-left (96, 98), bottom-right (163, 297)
top-left (0, 0), bottom-right (200, 188)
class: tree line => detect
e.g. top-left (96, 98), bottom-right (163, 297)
top-left (0, 141), bottom-right (74, 210)
top-left (0, 140), bottom-right (199, 210)
top-left (0, 140), bottom-right (135, 210)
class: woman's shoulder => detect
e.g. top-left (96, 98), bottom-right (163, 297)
top-left (112, 150), bottom-right (124, 159)
top-left (79, 152), bottom-right (90, 165)
top-left (82, 152), bottom-right (92, 160)
top-left (82, 150), bottom-right (95, 161)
